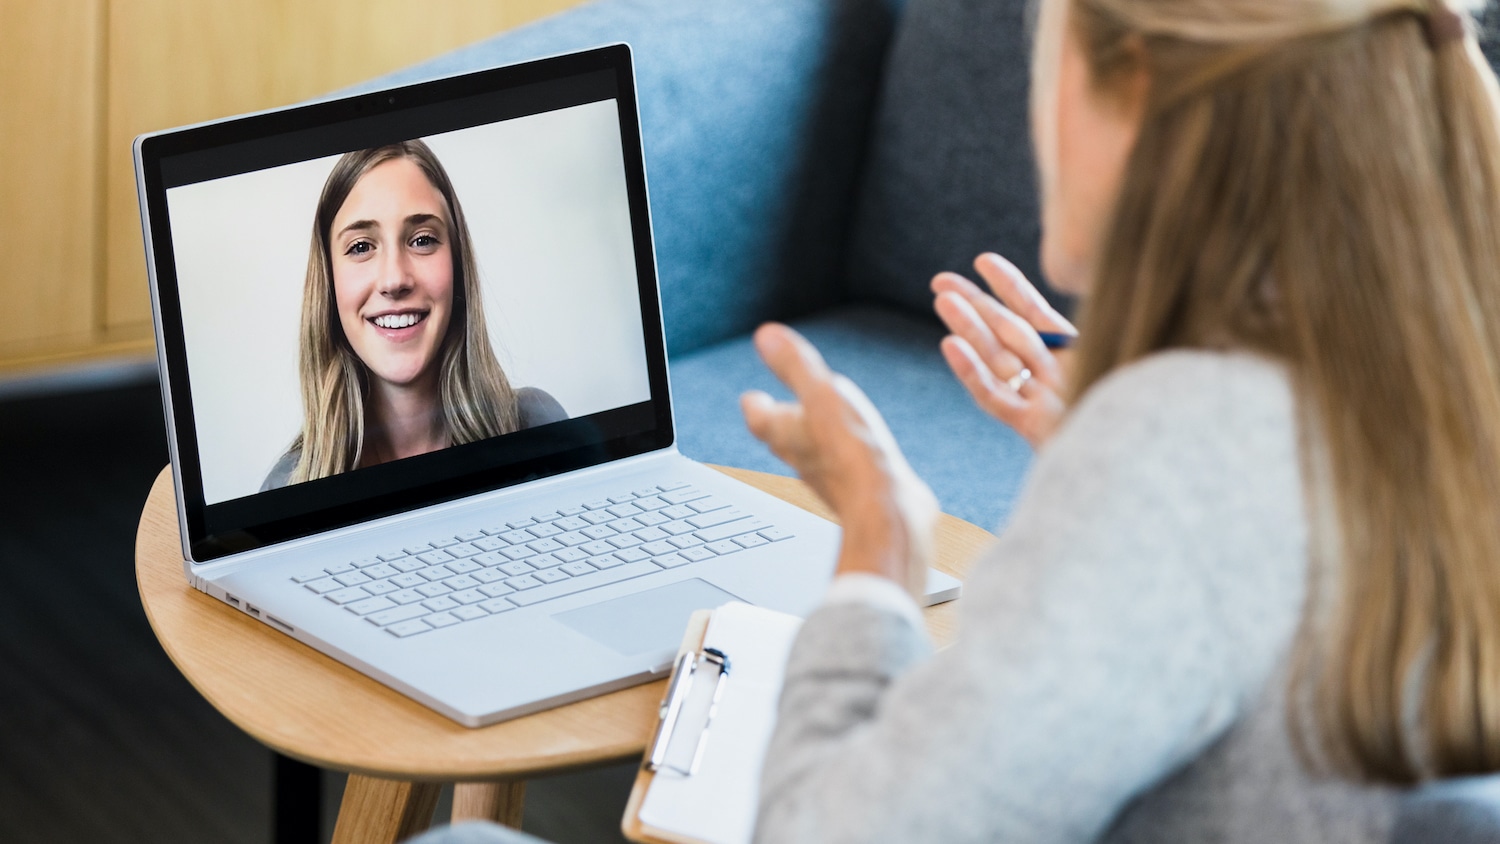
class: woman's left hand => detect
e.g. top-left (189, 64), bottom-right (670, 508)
top-left (740, 323), bottom-right (938, 597)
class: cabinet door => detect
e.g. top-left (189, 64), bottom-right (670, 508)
top-left (103, 0), bottom-right (583, 334)
top-left (0, 0), bottom-right (104, 360)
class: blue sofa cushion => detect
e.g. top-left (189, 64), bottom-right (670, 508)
top-left (669, 303), bottom-right (1032, 531)
top-left (366, 0), bottom-right (903, 356)
top-left (843, 0), bottom-right (1066, 315)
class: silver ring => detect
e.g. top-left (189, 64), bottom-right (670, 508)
top-left (1006, 367), bottom-right (1032, 392)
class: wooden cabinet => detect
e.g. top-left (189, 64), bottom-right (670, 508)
top-left (0, 0), bottom-right (582, 375)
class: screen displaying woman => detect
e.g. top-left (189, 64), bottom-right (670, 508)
top-left (262, 140), bottom-right (566, 490)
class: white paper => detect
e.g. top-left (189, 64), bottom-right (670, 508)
top-left (638, 601), bottom-right (803, 844)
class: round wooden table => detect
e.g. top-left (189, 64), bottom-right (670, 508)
top-left (136, 464), bottom-right (993, 843)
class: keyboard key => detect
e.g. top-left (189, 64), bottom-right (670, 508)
top-left (456, 531), bottom-right (486, 542)
top-left (759, 527), bottom-right (794, 542)
top-left (417, 551), bottom-right (453, 565)
top-left (478, 583), bottom-right (515, 598)
top-left (528, 554), bottom-right (566, 569)
top-left (695, 518), bottom-right (769, 543)
top-left (661, 488), bottom-right (707, 505)
top-left (607, 517), bottom-right (643, 533)
top-left (422, 596), bottom-right (460, 612)
top-left (452, 589), bottom-right (487, 605)
top-left (292, 571), bottom-right (327, 583)
top-left (607, 503), bottom-right (644, 518)
top-left (333, 571), bottom-right (372, 587)
top-left (324, 562), bottom-right (356, 575)
top-left (353, 557), bottom-right (384, 568)
top-left (391, 572), bottom-right (426, 588)
top-left (632, 487), bottom-right (662, 497)
top-left (325, 587), bottom-right (369, 604)
top-left (446, 575), bottom-right (481, 591)
top-left (403, 544), bottom-right (432, 555)
top-left (661, 505), bottom-right (696, 520)
top-left (681, 547), bottom-right (716, 562)
top-left (499, 561), bottom-right (536, 577)
top-left (368, 605), bottom-right (429, 626)
top-left (505, 575), bottom-right (543, 590)
top-left (363, 580), bottom-right (399, 596)
top-left (668, 534), bottom-right (704, 549)
top-left (418, 565), bottom-right (455, 582)
top-left (735, 533), bottom-right (771, 549)
top-left (607, 534), bottom-right (643, 549)
top-left (657, 480), bottom-right (691, 492)
top-left (304, 578), bottom-right (342, 594)
top-left (580, 511), bottom-right (615, 525)
top-left (614, 547), bottom-right (650, 563)
top-left (580, 540), bottom-right (615, 556)
top-left (687, 508), bottom-right (747, 530)
top-left (507, 518), bottom-right (537, 529)
top-left (554, 516), bottom-right (588, 532)
top-left (474, 552), bottom-right (507, 566)
top-left (386, 619), bottom-right (432, 637)
top-left (634, 496), bottom-right (669, 511)
top-left (533, 568), bottom-right (571, 584)
top-left (499, 530), bottom-right (533, 545)
top-left (506, 561), bottom-right (661, 607)
top-left (688, 498), bottom-right (731, 515)
top-left (416, 582), bottom-right (453, 598)
top-left (634, 511), bottom-right (669, 527)
top-left (531, 511), bottom-right (562, 523)
top-left (558, 506), bottom-right (587, 517)
top-left (583, 499), bottom-right (612, 510)
top-left (555, 531), bottom-right (590, 547)
top-left (426, 612), bottom-right (460, 628)
top-left (527, 523), bottom-right (562, 539)
top-left (347, 597), bottom-right (397, 615)
top-left (473, 568), bottom-right (508, 584)
top-left (362, 563), bottom-right (398, 579)
top-left (479, 597), bottom-right (516, 614)
top-left (608, 493), bottom-right (637, 504)
top-left (527, 538), bottom-right (563, 553)
top-left (447, 543), bottom-right (481, 558)
top-left (653, 553), bottom-right (691, 569)
top-left (389, 589), bottom-right (424, 605)
top-left (453, 605), bottom-right (489, 621)
top-left (591, 554), bottom-right (626, 569)
top-left (706, 540), bottom-right (742, 555)
top-left (635, 527), bottom-right (670, 543)
top-left (430, 537), bottom-right (459, 549)
top-left (500, 546), bottom-right (536, 561)
top-left (474, 537), bottom-right (506, 551)
top-left (447, 559), bottom-right (480, 574)
top-left (661, 521), bottom-right (697, 536)
top-left (553, 547), bottom-right (589, 563)
top-left (560, 561), bottom-right (597, 577)
top-left (391, 558), bottom-right (426, 573)
top-left (377, 551), bottom-right (408, 562)
top-left (641, 540), bottom-right (676, 556)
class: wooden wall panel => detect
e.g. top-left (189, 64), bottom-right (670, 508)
top-left (101, 0), bottom-right (584, 333)
top-left (0, 0), bottom-right (104, 357)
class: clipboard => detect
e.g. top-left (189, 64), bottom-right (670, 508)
top-left (621, 602), bottom-right (803, 844)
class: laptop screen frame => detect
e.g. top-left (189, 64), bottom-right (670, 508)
top-left (136, 44), bottom-right (675, 563)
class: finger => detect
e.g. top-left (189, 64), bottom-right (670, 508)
top-left (967, 293), bottom-right (1067, 388)
top-left (753, 323), bottom-right (836, 400)
top-left (940, 335), bottom-right (1026, 422)
top-left (973, 253), bottom-right (1077, 336)
top-left (740, 390), bottom-right (807, 465)
top-left (933, 290), bottom-right (1026, 385)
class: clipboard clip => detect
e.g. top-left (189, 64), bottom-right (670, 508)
top-left (645, 646), bottom-right (731, 777)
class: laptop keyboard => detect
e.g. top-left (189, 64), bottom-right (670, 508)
top-left (290, 481), bottom-right (794, 637)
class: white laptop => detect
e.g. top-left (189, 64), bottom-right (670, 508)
top-left (135, 44), bottom-right (960, 727)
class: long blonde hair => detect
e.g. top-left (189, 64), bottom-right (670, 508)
top-left (289, 140), bottom-right (520, 483)
top-left (1047, 0), bottom-right (1500, 782)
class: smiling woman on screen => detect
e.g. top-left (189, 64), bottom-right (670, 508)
top-left (262, 140), bottom-right (566, 491)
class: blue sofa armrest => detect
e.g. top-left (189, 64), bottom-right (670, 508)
top-left (364, 0), bottom-right (903, 356)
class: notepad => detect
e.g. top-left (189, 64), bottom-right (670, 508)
top-left (627, 601), bottom-right (803, 844)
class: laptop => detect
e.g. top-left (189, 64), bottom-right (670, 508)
top-left (135, 44), bottom-right (961, 727)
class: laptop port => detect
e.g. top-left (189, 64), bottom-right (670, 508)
top-left (246, 604), bottom-right (261, 618)
top-left (226, 594), bottom-right (241, 608)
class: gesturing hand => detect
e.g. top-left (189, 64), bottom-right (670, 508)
top-left (933, 252), bottom-right (1077, 449)
top-left (740, 324), bottom-right (937, 597)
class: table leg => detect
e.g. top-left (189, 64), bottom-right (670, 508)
top-left (273, 753), bottom-right (321, 844)
top-left (452, 780), bottom-right (526, 828)
top-left (330, 773), bottom-right (441, 844)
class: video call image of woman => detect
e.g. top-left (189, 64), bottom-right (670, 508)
top-left (262, 140), bottom-right (567, 491)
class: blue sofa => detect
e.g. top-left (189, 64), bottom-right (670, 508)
top-left (370, 0), bottom-right (1045, 533)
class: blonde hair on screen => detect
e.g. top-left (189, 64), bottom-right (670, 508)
top-left (1041, 0), bottom-right (1500, 782)
top-left (288, 140), bottom-right (520, 483)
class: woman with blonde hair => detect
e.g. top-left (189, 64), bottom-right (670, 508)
top-left (263, 140), bottom-right (565, 490)
top-left (734, 0), bottom-right (1500, 840)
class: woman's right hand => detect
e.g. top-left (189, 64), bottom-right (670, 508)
top-left (932, 253), bottom-right (1076, 449)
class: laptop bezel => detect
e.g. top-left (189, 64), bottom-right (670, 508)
top-left (136, 44), bottom-right (675, 563)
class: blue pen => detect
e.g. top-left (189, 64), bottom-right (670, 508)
top-left (1038, 331), bottom-right (1076, 350)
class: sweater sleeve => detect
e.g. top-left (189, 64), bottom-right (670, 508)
top-left (753, 351), bottom-right (1307, 844)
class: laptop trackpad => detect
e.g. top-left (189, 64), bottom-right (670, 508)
top-left (553, 579), bottom-right (742, 656)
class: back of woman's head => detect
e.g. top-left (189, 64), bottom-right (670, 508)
top-left (1050, 0), bottom-right (1500, 783)
top-left (292, 140), bottom-right (518, 483)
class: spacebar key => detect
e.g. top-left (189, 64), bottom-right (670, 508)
top-left (506, 562), bottom-right (662, 607)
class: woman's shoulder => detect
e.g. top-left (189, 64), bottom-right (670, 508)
top-left (260, 449), bottom-right (301, 492)
top-left (515, 387), bottom-right (568, 429)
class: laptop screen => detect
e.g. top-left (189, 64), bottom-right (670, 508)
top-left (137, 47), bottom-right (673, 561)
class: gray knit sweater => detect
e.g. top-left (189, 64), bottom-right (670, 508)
top-left (754, 350), bottom-right (1399, 843)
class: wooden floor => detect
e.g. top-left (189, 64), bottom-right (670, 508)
top-left (0, 378), bottom-right (633, 843)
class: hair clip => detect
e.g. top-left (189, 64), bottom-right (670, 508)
top-left (1426, 2), bottom-right (1468, 49)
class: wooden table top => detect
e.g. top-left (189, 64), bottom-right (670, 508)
top-left (135, 465), bottom-right (994, 782)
